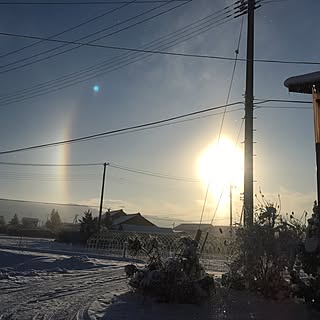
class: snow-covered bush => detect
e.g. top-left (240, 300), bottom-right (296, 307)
top-left (292, 202), bottom-right (320, 310)
top-left (223, 202), bottom-right (304, 299)
top-left (125, 236), bottom-right (215, 303)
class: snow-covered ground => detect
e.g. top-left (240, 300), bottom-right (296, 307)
top-left (0, 235), bottom-right (319, 320)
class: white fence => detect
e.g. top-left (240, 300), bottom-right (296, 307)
top-left (0, 234), bottom-right (230, 273)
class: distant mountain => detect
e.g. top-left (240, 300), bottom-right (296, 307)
top-left (0, 198), bottom-right (99, 225)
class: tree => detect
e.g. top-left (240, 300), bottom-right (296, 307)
top-left (102, 210), bottom-right (112, 230)
top-left (0, 216), bottom-right (6, 232)
top-left (80, 209), bottom-right (98, 243)
top-left (9, 214), bottom-right (19, 226)
top-left (46, 209), bottom-right (62, 233)
top-left (0, 216), bottom-right (5, 226)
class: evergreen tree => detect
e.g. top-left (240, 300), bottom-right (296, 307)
top-left (102, 210), bottom-right (112, 229)
top-left (0, 216), bottom-right (6, 232)
top-left (9, 214), bottom-right (19, 226)
top-left (0, 216), bottom-right (5, 226)
top-left (80, 209), bottom-right (98, 242)
top-left (46, 209), bottom-right (62, 233)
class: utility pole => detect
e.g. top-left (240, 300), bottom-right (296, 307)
top-left (243, 0), bottom-right (255, 227)
top-left (98, 162), bottom-right (108, 231)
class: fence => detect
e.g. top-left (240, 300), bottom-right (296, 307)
top-left (0, 232), bottom-right (230, 273)
top-left (86, 230), bottom-right (230, 272)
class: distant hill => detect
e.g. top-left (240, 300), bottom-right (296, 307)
top-left (0, 198), bottom-right (99, 225)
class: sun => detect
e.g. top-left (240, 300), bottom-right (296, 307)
top-left (197, 136), bottom-right (244, 200)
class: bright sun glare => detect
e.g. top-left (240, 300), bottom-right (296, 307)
top-left (197, 137), bottom-right (244, 200)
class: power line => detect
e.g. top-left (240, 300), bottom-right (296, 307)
top-left (6, 32), bottom-right (319, 70)
top-left (0, 197), bottom-right (229, 223)
top-left (0, 0), bottom-right (138, 60)
top-left (260, 0), bottom-right (291, 4)
top-left (199, 14), bottom-right (244, 227)
top-left (0, 197), bottom-right (95, 208)
top-left (0, 172), bottom-right (100, 182)
top-left (255, 105), bottom-right (311, 110)
top-left (254, 98), bottom-right (311, 104)
top-left (75, 106), bottom-right (244, 142)
top-left (0, 161), bottom-right (103, 167)
top-left (0, 0), bottom-right (190, 74)
top-left (0, 6), bottom-right (235, 106)
top-left (0, 160), bottom-right (200, 182)
top-left (108, 163), bottom-right (200, 182)
top-left (3, 31), bottom-right (318, 67)
top-left (0, 101), bottom-right (243, 155)
top-left (1, 25), bottom-right (318, 79)
top-left (0, 1), bottom-right (189, 5)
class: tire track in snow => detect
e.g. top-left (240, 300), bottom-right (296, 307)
top-left (0, 268), bottom-right (127, 320)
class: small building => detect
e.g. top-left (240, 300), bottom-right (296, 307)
top-left (21, 217), bottom-right (39, 228)
top-left (61, 222), bottom-right (80, 231)
top-left (87, 209), bottom-right (175, 251)
top-left (105, 210), bottom-right (173, 234)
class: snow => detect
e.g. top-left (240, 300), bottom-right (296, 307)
top-left (0, 235), bottom-right (319, 319)
top-left (284, 71), bottom-right (320, 93)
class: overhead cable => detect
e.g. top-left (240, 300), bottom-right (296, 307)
top-left (108, 163), bottom-right (200, 182)
top-left (0, 7), bottom-right (235, 105)
top-left (0, 1), bottom-right (189, 5)
top-left (199, 14), bottom-right (244, 228)
top-left (0, 0), bottom-right (138, 60)
top-left (0, 101), bottom-right (243, 155)
top-left (0, 0), bottom-right (190, 74)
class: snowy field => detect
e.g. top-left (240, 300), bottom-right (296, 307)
top-left (0, 235), bottom-right (319, 319)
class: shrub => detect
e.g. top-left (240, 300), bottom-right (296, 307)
top-left (124, 236), bottom-right (215, 304)
top-left (292, 202), bottom-right (320, 310)
top-left (223, 202), bottom-right (304, 299)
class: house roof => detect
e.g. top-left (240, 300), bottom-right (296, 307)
top-left (22, 217), bottom-right (39, 222)
top-left (109, 209), bottom-right (126, 217)
top-left (112, 213), bottom-right (141, 225)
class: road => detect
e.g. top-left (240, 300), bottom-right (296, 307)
top-left (0, 267), bottom-right (127, 320)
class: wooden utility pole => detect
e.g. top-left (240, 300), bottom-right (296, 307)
top-left (98, 162), bottom-right (108, 231)
top-left (243, 0), bottom-right (255, 227)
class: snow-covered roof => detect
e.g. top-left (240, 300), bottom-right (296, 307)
top-left (109, 209), bottom-right (126, 217)
top-left (284, 71), bottom-right (320, 94)
top-left (112, 213), bottom-right (141, 225)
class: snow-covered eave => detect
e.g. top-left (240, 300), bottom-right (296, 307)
top-left (284, 71), bottom-right (320, 94)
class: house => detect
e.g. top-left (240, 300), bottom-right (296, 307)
top-left (21, 217), bottom-right (39, 228)
top-left (103, 209), bottom-right (173, 234)
top-left (61, 222), bottom-right (80, 231)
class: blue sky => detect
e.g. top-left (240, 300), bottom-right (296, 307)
top-left (0, 0), bottom-right (319, 226)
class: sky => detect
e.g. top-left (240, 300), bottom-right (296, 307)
top-left (0, 0), bottom-right (319, 227)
